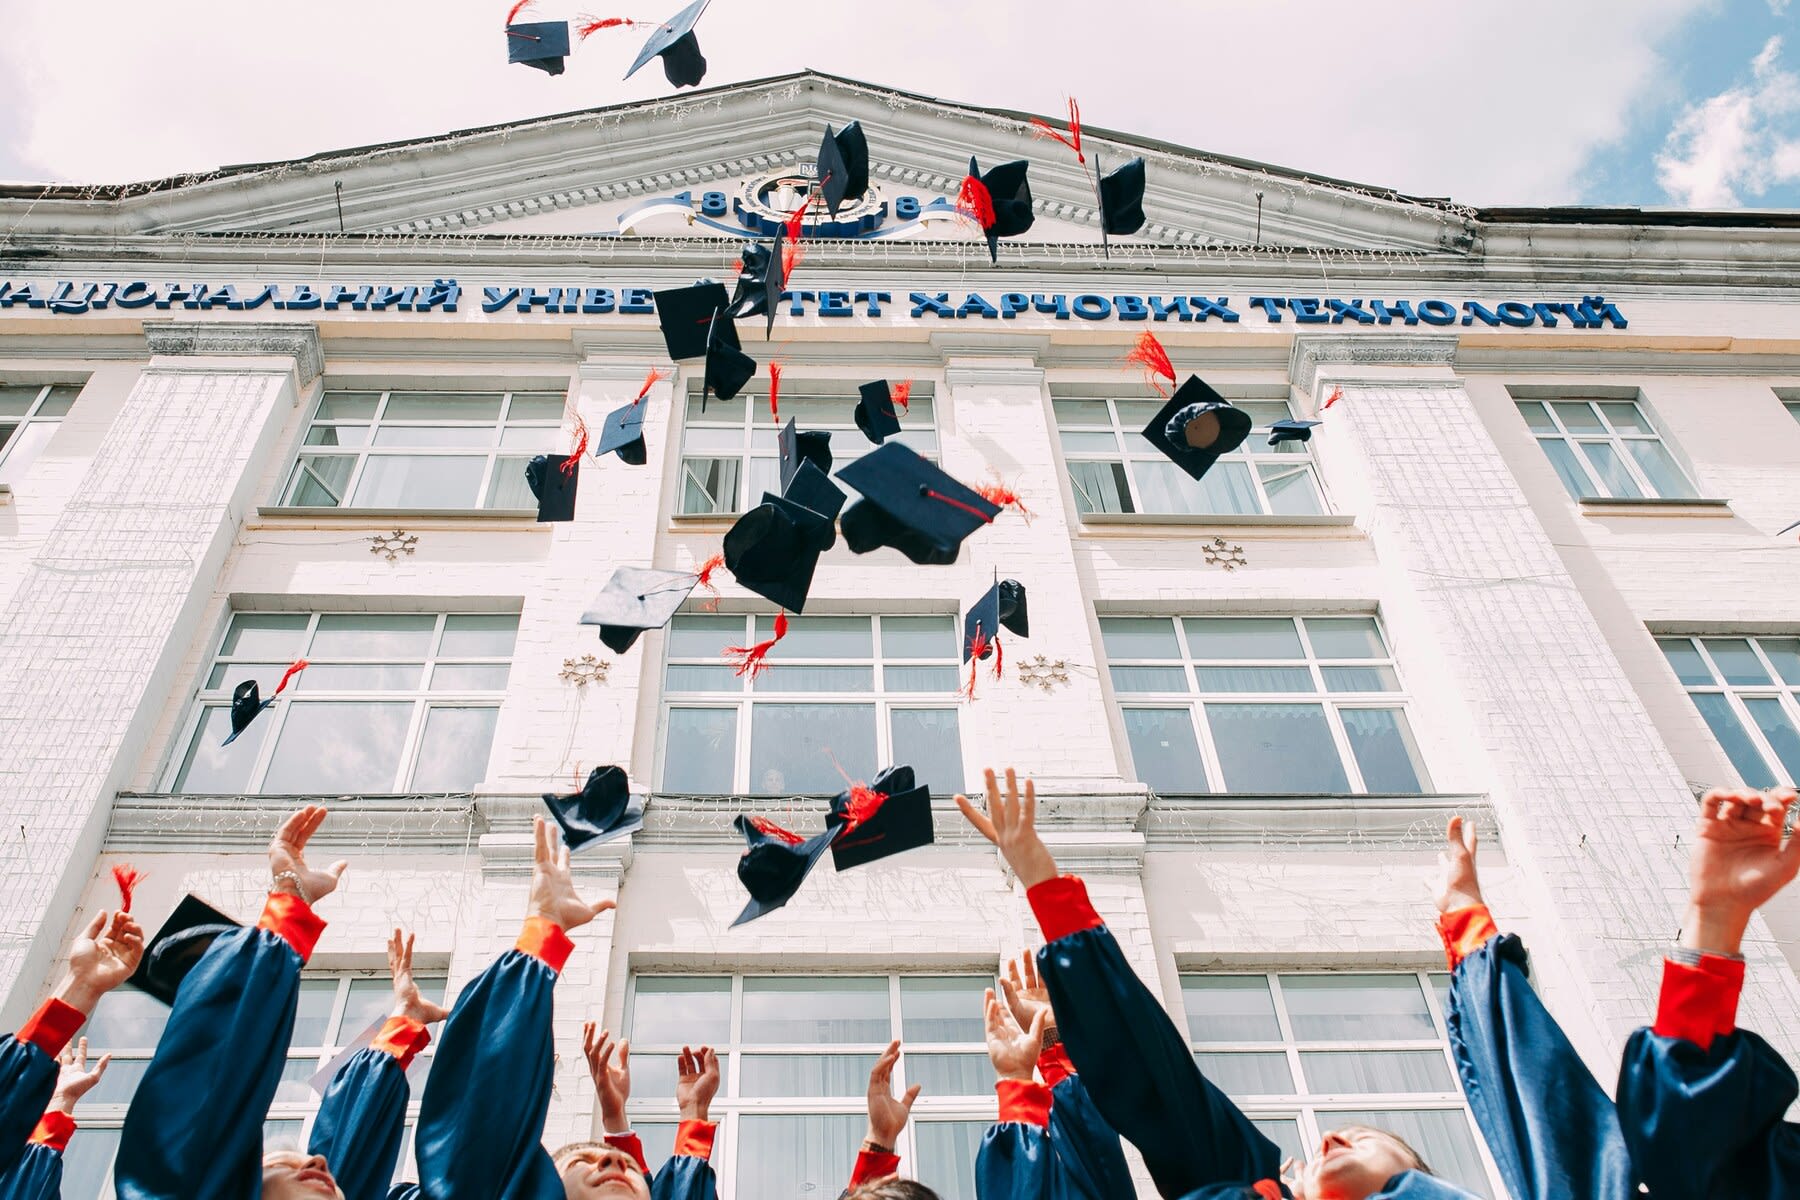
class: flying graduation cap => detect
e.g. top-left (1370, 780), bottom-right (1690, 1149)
top-left (827, 764), bottom-right (934, 871)
top-left (1142, 377), bottom-right (1253, 483)
top-left (814, 122), bottom-right (870, 219)
top-left (855, 381), bottom-right (905, 445)
top-left (1097, 154), bottom-right (1147, 238)
top-left (596, 402), bottom-right (648, 465)
top-left (728, 242), bottom-right (778, 325)
top-left (505, 1), bottom-right (572, 74)
top-left (778, 418), bottom-right (833, 490)
top-left (542, 765), bottom-right (645, 850)
top-left (128, 894), bottom-right (241, 1007)
top-left (526, 454), bottom-right (580, 521)
top-left (1268, 418), bottom-right (1322, 447)
top-left (836, 442), bottom-right (1000, 566)
top-left (723, 491), bottom-right (835, 614)
top-left (624, 0), bottom-right (711, 87)
top-left (655, 282), bottom-right (734, 361)
top-left (962, 578), bottom-right (1029, 698)
top-left (223, 660), bottom-right (308, 746)
top-left (957, 157), bottom-right (1035, 265)
top-left (704, 309), bottom-right (757, 408)
top-left (580, 563), bottom-right (717, 653)
top-left (731, 814), bottom-right (841, 927)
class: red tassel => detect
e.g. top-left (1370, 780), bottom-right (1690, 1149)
top-left (956, 174), bottom-right (997, 230)
top-left (784, 198), bottom-right (809, 244)
top-left (993, 635), bottom-right (1003, 681)
top-left (577, 16), bottom-right (639, 38)
top-left (1323, 386), bottom-right (1343, 410)
top-left (635, 367), bottom-right (667, 404)
top-left (724, 611), bottom-right (788, 679)
top-left (767, 362), bottom-right (782, 423)
top-left (781, 240), bottom-right (805, 287)
top-left (273, 659), bottom-right (309, 696)
top-left (563, 413), bottom-right (588, 473)
top-left (976, 480), bottom-right (1032, 523)
top-left (693, 553), bottom-right (725, 612)
top-left (963, 628), bottom-right (991, 700)
top-left (891, 379), bottom-right (912, 413)
top-left (1028, 97), bottom-right (1084, 163)
top-left (505, 0), bottom-right (535, 22)
top-left (749, 816), bottom-right (804, 846)
top-left (840, 786), bottom-right (889, 833)
top-left (1123, 331), bottom-right (1176, 395)
top-left (111, 864), bottom-right (142, 913)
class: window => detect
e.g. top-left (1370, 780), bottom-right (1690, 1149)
top-left (1182, 970), bottom-right (1496, 1198)
top-left (677, 382), bottom-right (938, 515)
top-left (1053, 391), bottom-right (1324, 518)
top-left (0, 383), bottom-right (79, 484)
top-left (1515, 397), bottom-right (1697, 501)
top-left (1101, 615), bottom-right (1430, 795)
top-left (1784, 399), bottom-right (1800, 427)
top-left (624, 974), bottom-right (993, 1200)
top-left (661, 614), bottom-right (966, 796)
top-left (170, 612), bottom-right (517, 795)
top-left (1659, 635), bottom-right (1800, 787)
top-left (279, 388), bottom-right (567, 510)
top-left (61, 970), bottom-right (447, 1200)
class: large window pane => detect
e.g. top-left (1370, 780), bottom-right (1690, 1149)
top-left (284, 455), bottom-right (354, 506)
top-left (890, 708), bottom-right (964, 795)
top-left (1702, 638), bottom-right (1771, 685)
top-left (349, 455), bottom-right (486, 508)
top-left (1184, 618), bottom-right (1304, 660)
top-left (1658, 637), bottom-right (1713, 685)
top-left (734, 1115), bottom-right (861, 1200)
top-left (86, 988), bottom-right (169, 1048)
top-left (1195, 666), bottom-right (1314, 693)
top-left (1067, 461), bottom-right (1132, 514)
top-left (900, 977), bottom-right (989, 1042)
top-left (1282, 975), bottom-right (1434, 1041)
top-left (1099, 617), bottom-right (1181, 659)
top-left (1305, 617), bottom-right (1388, 659)
top-left (440, 614), bottom-right (519, 657)
top-left (1551, 401), bottom-right (1605, 432)
top-left (1690, 693), bottom-right (1777, 788)
top-left (1260, 462), bottom-right (1324, 515)
top-left (915, 1122), bottom-right (985, 1200)
top-left (1743, 698), bottom-right (1800, 780)
top-left (384, 393), bottom-right (504, 421)
top-left (756, 615), bottom-right (872, 658)
top-left (1623, 439), bottom-right (1697, 499)
top-left (221, 613), bottom-right (310, 658)
top-left (1122, 708), bottom-right (1208, 794)
top-left (1183, 976), bottom-right (1280, 1041)
top-left (662, 709), bottom-right (737, 793)
top-left (61, 1127), bottom-right (119, 1200)
top-left (1301, 1050), bottom-right (1452, 1094)
top-left (1205, 703), bottom-right (1349, 793)
top-left (1110, 666), bottom-right (1190, 693)
top-left (295, 663), bottom-right (423, 691)
top-left (1577, 441), bottom-right (1642, 498)
top-left (881, 616), bottom-right (957, 659)
top-left (681, 457), bottom-right (739, 514)
top-left (741, 977), bottom-right (888, 1044)
top-left (668, 615), bottom-right (746, 658)
top-left (486, 457), bottom-right (536, 509)
top-left (906, 1053), bottom-right (991, 1095)
top-left (1251, 1119), bottom-right (1305, 1169)
top-left (748, 704), bottom-right (876, 794)
top-left (630, 978), bottom-right (732, 1045)
top-left (410, 707), bottom-right (498, 791)
top-left (1341, 708), bottom-right (1428, 793)
top-left (290, 978), bottom-right (341, 1044)
top-left (1196, 1051), bottom-right (1295, 1097)
top-left (174, 707), bottom-right (265, 793)
top-left (1332, 1110), bottom-right (1492, 1199)
top-left (752, 666), bottom-right (875, 693)
top-left (311, 614), bottom-right (436, 658)
top-left (885, 666), bottom-right (961, 692)
top-left (262, 702), bottom-right (412, 793)
top-left (739, 1054), bottom-right (876, 1097)
top-left (1760, 637), bottom-right (1800, 685)
top-left (1537, 438), bottom-right (1593, 499)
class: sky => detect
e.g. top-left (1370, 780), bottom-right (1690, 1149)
top-left (0, 0), bottom-right (1795, 210)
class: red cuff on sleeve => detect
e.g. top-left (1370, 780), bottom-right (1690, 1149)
top-left (28, 1111), bottom-right (75, 1152)
top-left (1037, 1042), bottom-right (1074, 1089)
top-left (996, 1078), bottom-right (1052, 1128)
top-left (1654, 954), bottom-right (1745, 1051)
top-left (371, 1015), bottom-right (432, 1069)
top-left (1437, 904), bottom-right (1500, 971)
top-left (672, 1119), bottom-right (717, 1161)
top-left (17, 999), bottom-right (84, 1057)
top-left (1026, 875), bottom-right (1104, 944)
top-left (257, 892), bottom-right (327, 963)
top-left (603, 1132), bottom-right (648, 1174)
top-left (515, 917), bottom-right (574, 975)
top-left (850, 1147), bottom-right (902, 1187)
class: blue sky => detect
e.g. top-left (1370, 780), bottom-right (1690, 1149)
top-left (0, 0), bottom-right (1794, 210)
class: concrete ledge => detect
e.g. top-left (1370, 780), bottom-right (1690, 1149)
top-left (255, 506), bottom-right (540, 522)
top-left (1078, 512), bottom-right (1362, 536)
top-left (107, 793), bottom-right (482, 850)
top-left (1578, 497), bottom-right (1732, 517)
top-left (1143, 792), bottom-right (1493, 847)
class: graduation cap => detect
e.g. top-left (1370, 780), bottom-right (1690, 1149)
top-left (723, 495), bottom-right (833, 613)
top-left (596, 403), bottom-right (648, 465)
top-left (778, 418), bottom-right (833, 490)
top-left (959, 157), bottom-right (1035, 264)
top-left (827, 765), bottom-right (934, 871)
top-left (815, 122), bottom-right (870, 219)
top-left (526, 454), bottom-right (579, 521)
top-left (1268, 418), bottom-right (1321, 447)
top-left (704, 310), bottom-right (757, 408)
top-left (782, 459), bottom-right (846, 526)
top-left (855, 381), bottom-right (904, 446)
top-left (128, 894), bottom-right (240, 1007)
top-left (1140, 377), bottom-right (1252, 483)
top-left (506, 19), bottom-right (571, 75)
top-left (624, 0), bottom-right (710, 88)
top-left (731, 814), bottom-right (840, 927)
top-left (223, 661), bottom-right (307, 747)
top-left (728, 242), bottom-right (777, 322)
top-left (836, 443), bottom-right (1000, 566)
top-left (963, 579), bottom-right (1028, 663)
top-left (580, 565), bottom-right (704, 653)
top-left (1097, 154), bottom-right (1147, 236)
top-left (654, 282), bottom-right (735, 362)
top-left (543, 765), bottom-right (644, 850)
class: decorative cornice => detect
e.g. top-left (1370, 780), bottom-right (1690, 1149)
top-left (143, 320), bottom-right (324, 386)
top-left (1288, 332), bottom-right (1460, 396)
top-left (107, 794), bottom-right (482, 851)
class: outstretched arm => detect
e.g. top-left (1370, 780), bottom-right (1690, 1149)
top-left (973, 986), bottom-right (1055, 1200)
top-left (649, 1044), bottom-right (720, 1200)
top-left (958, 768), bottom-right (1281, 1199)
top-left (844, 1040), bottom-right (919, 1194)
top-left (0, 1039), bottom-right (113, 1200)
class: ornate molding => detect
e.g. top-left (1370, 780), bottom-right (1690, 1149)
top-left (1287, 333), bottom-right (1459, 396)
top-left (143, 321), bottom-right (324, 386)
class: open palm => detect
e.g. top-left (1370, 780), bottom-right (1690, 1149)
top-left (1691, 789), bottom-right (1800, 914)
top-left (269, 806), bottom-right (347, 903)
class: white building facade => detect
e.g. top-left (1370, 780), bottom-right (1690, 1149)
top-left (2, 71), bottom-right (1798, 1200)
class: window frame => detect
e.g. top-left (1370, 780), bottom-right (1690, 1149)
top-left (275, 386), bottom-right (569, 512)
top-left (1051, 388), bottom-right (1327, 518)
top-left (1514, 396), bottom-right (1698, 501)
top-left (164, 610), bottom-right (517, 795)
top-left (0, 382), bottom-right (80, 483)
top-left (1658, 634), bottom-right (1800, 788)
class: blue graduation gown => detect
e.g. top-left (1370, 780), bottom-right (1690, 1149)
top-left (309, 1023), bottom-right (425, 1200)
top-left (0, 1002), bottom-right (82, 1177)
top-left (0, 1144), bottom-right (62, 1200)
top-left (974, 1068), bottom-right (1134, 1200)
top-left (1444, 925), bottom-right (1634, 1200)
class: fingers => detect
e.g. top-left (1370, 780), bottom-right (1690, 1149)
top-left (1023, 952), bottom-right (1041, 991)
top-left (678, 1046), bottom-right (695, 1077)
top-left (582, 1020), bottom-right (598, 1058)
top-left (91, 1053), bottom-right (110, 1081)
top-left (1022, 775), bottom-right (1036, 832)
top-left (617, 1039), bottom-right (629, 1071)
top-left (1002, 767), bottom-right (1019, 831)
top-left (1701, 789), bottom-right (1728, 821)
top-left (80, 910), bottom-right (106, 940)
top-left (999, 974), bottom-right (1021, 1015)
top-left (72, 1038), bottom-right (86, 1072)
top-left (871, 1038), bottom-right (900, 1086)
top-left (1445, 814), bottom-right (1461, 847)
top-left (590, 898), bottom-right (617, 918)
top-left (1026, 1007), bottom-right (1048, 1045)
top-left (534, 816), bottom-right (551, 866)
top-left (984, 768), bottom-right (1003, 833)
top-left (954, 794), bottom-right (999, 845)
top-left (701, 1047), bottom-right (719, 1075)
top-left (558, 842), bottom-right (571, 872)
top-left (901, 1082), bottom-right (921, 1112)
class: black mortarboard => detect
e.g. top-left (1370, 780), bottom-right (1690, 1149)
top-left (728, 242), bottom-right (776, 322)
top-left (779, 418), bottom-right (833, 490)
top-left (836, 443), bottom-right (1000, 566)
top-left (543, 765), bottom-right (644, 851)
top-left (967, 156), bottom-right (1035, 264)
top-left (1141, 377), bottom-right (1252, 483)
top-left (962, 579), bottom-right (1029, 663)
top-left (525, 454), bottom-right (579, 521)
top-left (855, 381), bottom-right (904, 445)
top-left (827, 765), bottom-right (934, 871)
top-left (579, 565), bottom-right (700, 654)
top-left (625, 0), bottom-right (710, 88)
top-left (731, 814), bottom-right (840, 926)
top-left (1267, 418), bottom-right (1322, 447)
top-left (723, 496), bottom-right (832, 613)
top-left (596, 403), bottom-right (648, 465)
top-left (704, 310), bottom-right (757, 407)
top-left (815, 122), bottom-right (870, 219)
top-left (654, 282), bottom-right (735, 362)
top-left (506, 20), bottom-right (571, 74)
top-left (1098, 155), bottom-right (1147, 236)
top-left (782, 459), bottom-right (846, 527)
top-left (128, 894), bottom-right (240, 1007)
top-left (224, 680), bottom-right (271, 746)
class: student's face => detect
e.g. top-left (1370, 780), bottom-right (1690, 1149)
top-left (558, 1146), bottom-right (651, 1200)
top-left (1294, 1127), bottom-right (1417, 1200)
top-left (261, 1152), bottom-right (344, 1200)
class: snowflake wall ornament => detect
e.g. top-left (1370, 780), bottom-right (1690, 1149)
top-left (368, 529), bottom-right (418, 561)
top-left (1015, 655), bottom-right (1071, 694)
top-left (1202, 536), bottom-right (1248, 571)
top-left (559, 655), bottom-right (610, 687)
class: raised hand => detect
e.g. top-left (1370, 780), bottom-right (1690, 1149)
top-left (1683, 788), bottom-right (1800, 956)
top-left (864, 1039), bottom-right (920, 1153)
top-left (387, 929), bottom-right (449, 1025)
top-left (60, 910), bottom-right (145, 1013)
top-left (583, 1023), bottom-right (631, 1135)
top-left (1433, 815), bottom-right (1485, 914)
top-left (677, 1045), bottom-right (721, 1123)
top-left (955, 767), bottom-right (1059, 888)
top-left (48, 1038), bottom-right (111, 1116)
top-left (269, 805), bottom-right (348, 904)
top-left (1000, 954), bottom-right (1056, 1043)
top-left (529, 817), bottom-right (616, 932)
top-left (984, 987), bottom-right (1047, 1082)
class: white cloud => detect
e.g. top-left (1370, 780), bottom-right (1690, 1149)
top-left (1657, 35), bottom-right (1800, 206)
top-left (1771, 0), bottom-right (1791, 15)
top-left (0, 0), bottom-right (1712, 206)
